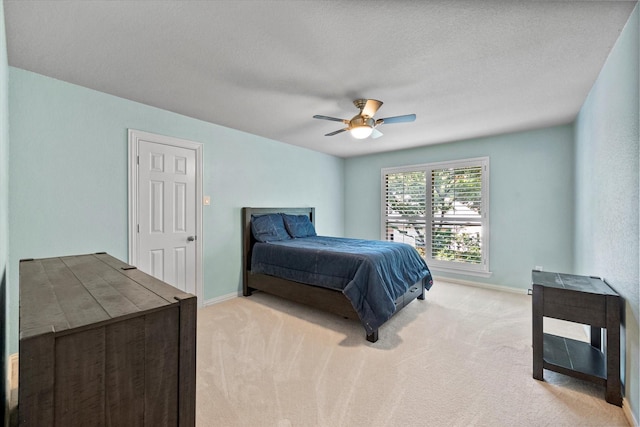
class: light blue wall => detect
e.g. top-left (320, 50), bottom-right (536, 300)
top-left (8, 68), bottom-right (345, 354)
top-left (574, 4), bottom-right (639, 420)
top-left (0, 0), bottom-right (9, 421)
top-left (0, 1), bottom-right (7, 277)
top-left (344, 125), bottom-right (575, 291)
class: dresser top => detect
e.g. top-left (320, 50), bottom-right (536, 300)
top-left (531, 270), bottom-right (618, 296)
top-left (20, 253), bottom-right (195, 339)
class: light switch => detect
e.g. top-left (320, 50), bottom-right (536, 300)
top-left (203, 196), bottom-right (211, 206)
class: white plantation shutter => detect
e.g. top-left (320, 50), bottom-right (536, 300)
top-left (381, 158), bottom-right (490, 276)
top-left (430, 164), bottom-right (483, 265)
top-left (383, 170), bottom-right (427, 257)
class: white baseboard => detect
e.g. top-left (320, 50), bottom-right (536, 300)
top-left (434, 276), bottom-right (529, 295)
top-left (623, 397), bottom-right (638, 427)
top-left (201, 291), bottom-right (239, 307)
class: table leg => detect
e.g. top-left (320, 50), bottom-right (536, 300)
top-left (605, 295), bottom-right (622, 406)
top-left (590, 326), bottom-right (602, 350)
top-left (532, 285), bottom-right (544, 380)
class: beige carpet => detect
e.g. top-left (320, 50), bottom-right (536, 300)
top-left (196, 281), bottom-right (628, 426)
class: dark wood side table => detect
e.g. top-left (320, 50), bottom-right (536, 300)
top-left (532, 270), bottom-right (621, 406)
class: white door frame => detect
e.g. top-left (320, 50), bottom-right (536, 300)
top-left (128, 129), bottom-right (203, 305)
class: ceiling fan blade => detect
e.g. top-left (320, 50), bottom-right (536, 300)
top-left (371, 128), bottom-right (383, 139)
top-left (361, 99), bottom-right (383, 117)
top-left (313, 115), bottom-right (348, 123)
top-left (325, 128), bottom-right (348, 136)
top-left (377, 114), bottom-right (416, 125)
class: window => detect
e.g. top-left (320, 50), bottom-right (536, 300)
top-left (382, 157), bottom-right (490, 276)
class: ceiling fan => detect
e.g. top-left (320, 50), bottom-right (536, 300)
top-left (313, 99), bottom-right (416, 140)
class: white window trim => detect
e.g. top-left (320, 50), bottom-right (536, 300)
top-left (381, 157), bottom-right (491, 277)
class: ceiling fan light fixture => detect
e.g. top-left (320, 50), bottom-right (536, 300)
top-left (313, 99), bottom-right (416, 140)
top-left (350, 125), bottom-right (373, 139)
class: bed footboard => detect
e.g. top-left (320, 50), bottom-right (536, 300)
top-left (247, 272), bottom-right (359, 320)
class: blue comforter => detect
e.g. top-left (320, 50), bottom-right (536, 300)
top-left (250, 236), bottom-right (432, 334)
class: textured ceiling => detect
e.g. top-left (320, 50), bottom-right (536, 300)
top-left (4, 1), bottom-right (637, 158)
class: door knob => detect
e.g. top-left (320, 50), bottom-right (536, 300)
top-left (187, 236), bottom-right (196, 242)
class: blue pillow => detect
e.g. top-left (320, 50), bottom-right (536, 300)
top-left (282, 214), bottom-right (317, 238)
top-left (251, 214), bottom-right (291, 242)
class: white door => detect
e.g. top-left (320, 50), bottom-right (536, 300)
top-left (128, 130), bottom-right (202, 298)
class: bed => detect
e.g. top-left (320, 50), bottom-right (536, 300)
top-left (242, 207), bottom-right (433, 342)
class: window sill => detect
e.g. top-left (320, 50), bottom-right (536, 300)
top-left (429, 266), bottom-right (493, 279)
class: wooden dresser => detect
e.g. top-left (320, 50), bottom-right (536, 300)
top-left (18, 253), bottom-right (197, 426)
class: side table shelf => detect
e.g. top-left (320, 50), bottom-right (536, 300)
top-left (532, 270), bottom-right (621, 406)
top-left (543, 334), bottom-right (606, 381)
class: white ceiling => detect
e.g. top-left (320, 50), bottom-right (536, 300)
top-left (4, 1), bottom-right (637, 158)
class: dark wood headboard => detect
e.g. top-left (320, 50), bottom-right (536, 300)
top-left (241, 207), bottom-right (315, 294)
